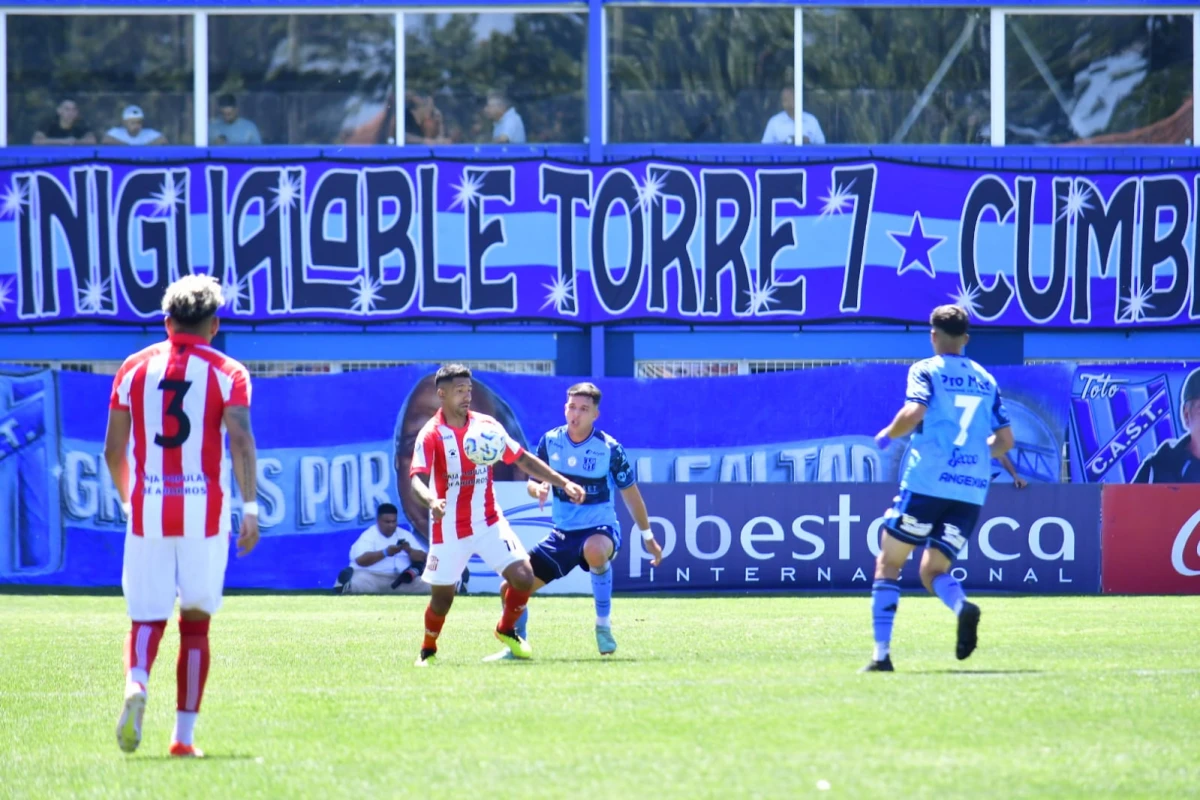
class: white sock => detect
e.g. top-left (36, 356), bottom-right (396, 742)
top-left (873, 643), bottom-right (890, 662)
top-left (596, 615), bottom-right (611, 628)
top-left (173, 711), bottom-right (198, 746)
top-left (128, 668), bottom-right (149, 689)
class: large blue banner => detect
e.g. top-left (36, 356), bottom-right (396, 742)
top-left (1068, 362), bottom-right (1200, 484)
top-left (0, 360), bottom-right (1072, 589)
top-left (1, 158), bottom-right (1197, 329)
top-left (613, 483), bottom-right (1102, 593)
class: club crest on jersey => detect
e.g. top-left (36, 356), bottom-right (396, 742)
top-left (567, 456), bottom-right (578, 467)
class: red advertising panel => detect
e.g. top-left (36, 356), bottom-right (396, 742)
top-left (1102, 485), bottom-right (1200, 594)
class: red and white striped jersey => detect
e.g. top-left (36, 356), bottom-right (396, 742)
top-left (409, 409), bottom-right (524, 544)
top-left (109, 332), bottom-right (251, 539)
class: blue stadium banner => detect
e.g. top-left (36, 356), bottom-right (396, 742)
top-left (1069, 362), bottom-right (1200, 484)
top-left (614, 483), bottom-right (1102, 594)
top-left (1, 158), bottom-right (1197, 329)
top-left (0, 361), bottom-right (1071, 589)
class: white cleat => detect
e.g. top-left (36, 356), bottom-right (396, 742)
top-left (116, 682), bottom-right (147, 754)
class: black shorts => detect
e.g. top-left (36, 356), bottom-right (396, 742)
top-left (528, 526), bottom-right (621, 585)
top-left (883, 490), bottom-right (982, 561)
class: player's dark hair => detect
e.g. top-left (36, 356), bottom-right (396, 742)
top-left (931, 304), bottom-right (969, 338)
top-left (567, 382), bottom-right (602, 407)
top-left (217, 93), bottom-right (237, 108)
top-left (161, 275), bottom-right (224, 328)
top-left (377, 503), bottom-right (398, 517)
top-left (435, 363), bottom-right (472, 387)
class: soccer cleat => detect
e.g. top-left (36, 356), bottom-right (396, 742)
top-left (859, 656), bottom-right (894, 673)
top-left (168, 742), bottom-right (205, 758)
top-left (494, 628), bottom-right (532, 660)
top-left (414, 648), bottom-right (437, 667)
top-left (482, 649), bottom-right (517, 662)
top-left (116, 681), bottom-right (147, 754)
top-left (956, 602), bottom-right (982, 661)
top-left (596, 625), bottom-right (617, 656)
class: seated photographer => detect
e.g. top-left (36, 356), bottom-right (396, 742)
top-left (339, 504), bottom-right (430, 595)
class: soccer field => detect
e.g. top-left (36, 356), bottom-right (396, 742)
top-left (1, 594), bottom-right (1197, 799)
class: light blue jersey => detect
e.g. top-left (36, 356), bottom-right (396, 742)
top-left (537, 426), bottom-right (635, 531)
top-left (899, 354), bottom-right (1010, 506)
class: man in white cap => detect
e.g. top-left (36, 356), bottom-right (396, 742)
top-left (104, 105), bottom-right (167, 146)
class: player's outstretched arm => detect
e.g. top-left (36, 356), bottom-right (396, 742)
top-left (223, 405), bottom-right (260, 557)
top-left (103, 408), bottom-right (133, 508)
top-left (620, 485), bottom-right (663, 566)
top-left (516, 451), bottom-right (586, 503)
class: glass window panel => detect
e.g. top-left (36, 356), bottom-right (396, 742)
top-left (7, 15), bottom-right (193, 146)
top-left (404, 13), bottom-right (586, 145)
top-left (209, 15), bottom-right (394, 146)
top-left (804, 8), bottom-right (991, 145)
top-left (1005, 14), bottom-right (1193, 145)
top-left (608, 7), bottom-right (793, 144)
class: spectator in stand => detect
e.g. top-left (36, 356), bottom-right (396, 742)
top-left (103, 105), bottom-right (167, 146)
top-left (761, 87), bottom-right (825, 145)
top-left (32, 99), bottom-right (96, 145)
top-left (209, 94), bottom-right (262, 145)
top-left (484, 89), bottom-right (526, 144)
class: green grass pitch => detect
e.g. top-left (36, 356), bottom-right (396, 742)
top-left (1, 594), bottom-right (1198, 799)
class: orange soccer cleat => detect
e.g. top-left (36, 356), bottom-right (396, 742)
top-left (168, 741), bottom-right (205, 758)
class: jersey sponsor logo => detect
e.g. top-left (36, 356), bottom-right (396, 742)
top-left (1170, 508), bottom-right (1200, 577)
top-left (948, 448), bottom-right (979, 467)
top-left (938, 472), bottom-right (989, 488)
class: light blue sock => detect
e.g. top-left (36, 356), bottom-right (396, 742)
top-left (591, 564), bottom-right (613, 624)
top-left (871, 579), bottom-right (901, 660)
top-left (931, 573), bottom-right (967, 615)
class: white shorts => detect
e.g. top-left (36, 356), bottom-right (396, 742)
top-left (422, 519), bottom-right (527, 587)
top-left (122, 532), bottom-right (230, 621)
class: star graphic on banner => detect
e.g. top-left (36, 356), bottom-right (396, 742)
top-left (450, 171), bottom-right (484, 210)
top-left (1118, 284), bottom-right (1155, 323)
top-left (888, 212), bottom-right (946, 278)
top-left (350, 275), bottom-right (384, 314)
top-left (0, 276), bottom-right (13, 313)
top-left (1057, 181), bottom-right (1093, 224)
top-left (541, 274), bottom-right (575, 312)
top-left (636, 170), bottom-right (665, 212)
top-left (149, 174), bottom-right (185, 216)
top-left (270, 173), bottom-right (302, 214)
top-left (222, 272), bottom-right (251, 312)
top-left (1, 180), bottom-right (29, 219)
top-left (77, 276), bottom-right (112, 313)
top-left (818, 179), bottom-right (855, 218)
top-left (746, 281), bottom-right (777, 315)
top-left (949, 282), bottom-right (982, 317)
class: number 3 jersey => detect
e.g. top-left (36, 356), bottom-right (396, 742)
top-left (110, 332), bottom-right (252, 538)
top-left (900, 354), bottom-right (1010, 507)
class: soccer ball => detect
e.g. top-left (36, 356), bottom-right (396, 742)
top-left (463, 421), bottom-right (507, 466)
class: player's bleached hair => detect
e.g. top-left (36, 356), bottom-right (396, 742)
top-left (161, 275), bottom-right (224, 327)
top-left (567, 382), bottom-right (602, 407)
top-left (435, 363), bottom-right (472, 386)
top-left (930, 304), bottom-right (969, 338)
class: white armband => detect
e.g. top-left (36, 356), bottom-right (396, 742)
top-left (121, 501), bottom-right (132, 517)
top-left (242, 501), bottom-right (260, 517)
top-left (639, 527), bottom-right (654, 541)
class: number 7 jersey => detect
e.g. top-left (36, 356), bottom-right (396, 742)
top-left (899, 354), bottom-right (1010, 506)
top-left (110, 332), bottom-right (252, 538)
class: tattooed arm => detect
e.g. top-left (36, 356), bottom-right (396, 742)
top-left (223, 404), bottom-right (260, 556)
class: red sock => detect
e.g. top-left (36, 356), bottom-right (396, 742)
top-left (176, 618), bottom-right (211, 713)
top-left (124, 620), bottom-right (166, 684)
top-left (423, 606), bottom-right (446, 652)
top-left (499, 588), bottom-right (530, 633)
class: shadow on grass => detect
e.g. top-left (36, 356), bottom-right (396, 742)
top-left (129, 754), bottom-right (260, 763)
top-left (909, 669), bottom-right (1046, 675)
